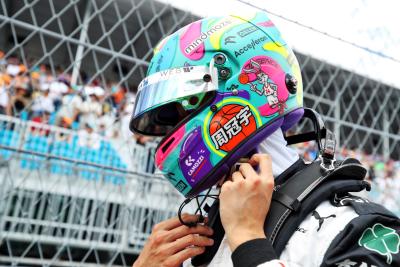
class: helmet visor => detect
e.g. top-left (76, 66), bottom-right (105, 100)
top-left (131, 65), bottom-right (218, 136)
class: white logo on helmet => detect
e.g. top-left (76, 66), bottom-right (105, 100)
top-left (185, 155), bottom-right (195, 166)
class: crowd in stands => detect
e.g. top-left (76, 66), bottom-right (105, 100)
top-left (0, 50), bottom-right (153, 150)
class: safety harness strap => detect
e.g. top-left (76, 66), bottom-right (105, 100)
top-left (266, 158), bottom-right (369, 250)
top-left (191, 157), bottom-right (370, 266)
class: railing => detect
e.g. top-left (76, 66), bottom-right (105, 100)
top-left (0, 115), bottom-right (182, 258)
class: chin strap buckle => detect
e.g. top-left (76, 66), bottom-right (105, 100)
top-left (320, 129), bottom-right (336, 171)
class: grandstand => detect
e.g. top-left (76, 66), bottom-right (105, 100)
top-left (0, 0), bottom-right (399, 266)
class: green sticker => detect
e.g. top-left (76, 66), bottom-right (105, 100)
top-left (358, 223), bottom-right (400, 264)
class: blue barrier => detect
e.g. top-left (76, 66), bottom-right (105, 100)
top-left (0, 128), bottom-right (129, 184)
top-left (0, 129), bottom-right (19, 160)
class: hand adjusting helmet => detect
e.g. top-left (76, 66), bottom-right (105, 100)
top-left (130, 12), bottom-right (304, 197)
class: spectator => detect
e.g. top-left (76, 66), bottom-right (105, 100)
top-left (9, 81), bottom-right (30, 116)
top-left (55, 117), bottom-right (72, 142)
top-left (56, 86), bottom-right (82, 126)
top-left (0, 72), bottom-right (11, 115)
top-left (31, 87), bottom-right (55, 115)
top-left (6, 55), bottom-right (22, 77)
top-left (78, 122), bottom-right (101, 149)
top-left (0, 50), bottom-right (6, 71)
top-left (31, 111), bottom-right (51, 136)
top-left (80, 91), bottom-right (102, 130)
top-left (112, 85), bottom-right (127, 108)
top-left (49, 80), bottom-right (68, 109)
top-left (97, 103), bottom-right (116, 138)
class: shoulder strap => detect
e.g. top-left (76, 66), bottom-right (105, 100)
top-left (265, 158), bottom-right (369, 254)
top-left (191, 158), bottom-right (370, 266)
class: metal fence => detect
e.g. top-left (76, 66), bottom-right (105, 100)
top-left (0, 0), bottom-right (399, 266)
top-left (0, 115), bottom-right (181, 266)
top-left (0, 0), bottom-right (398, 159)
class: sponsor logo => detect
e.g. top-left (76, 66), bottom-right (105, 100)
top-left (159, 66), bottom-right (193, 77)
top-left (176, 180), bottom-right (187, 192)
top-left (237, 26), bottom-right (258, 37)
top-left (187, 154), bottom-right (205, 176)
top-left (183, 62), bottom-right (193, 72)
top-left (234, 36), bottom-right (268, 57)
top-left (209, 104), bottom-right (256, 152)
top-left (295, 227), bottom-right (307, 234)
top-left (224, 35), bottom-right (236, 44)
top-left (336, 259), bottom-right (357, 267)
top-left (227, 84), bottom-right (239, 91)
top-left (335, 259), bottom-right (377, 267)
top-left (185, 155), bottom-right (195, 166)
top-left (179, 127), bottom-right (212, 186)
top-left (312, 210), bottom-right (336, 231)
top-left (184, 20), bottom-right (232, 55)
top-left (358, 223), bottom-right (400, 264)
top-left (334, 194), bottom-right (370, 206)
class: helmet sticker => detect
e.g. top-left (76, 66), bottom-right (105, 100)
top-left (234, 36), bottom-right (268, 58)
top-left (224, 35), bottom-right (237, 45)
top-left (239, 56), bottom-right (289, 116)
top-left (180, 20), bottom-right (232, 61)
top-left (179, 127), bottom-right (212, 186)
top-left (237, 25), bottom-right (259, 38)
top-left (209, 104), bottom-right (256, 153)
top-left (176, 180), bottom-right (188, 193)
top-left (203, 98), bottom-right (262, 157)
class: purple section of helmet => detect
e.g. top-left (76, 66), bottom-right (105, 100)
top-left (179, 126), bottom-right (213, 187)
top-left (188, 108), bottom-right (304, 197)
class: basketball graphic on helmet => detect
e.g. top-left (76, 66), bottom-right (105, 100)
top-left (209, 104), bottom-right (257, 152)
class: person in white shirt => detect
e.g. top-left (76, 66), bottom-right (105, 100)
top-left (31, 87), bottom-right (55, 115)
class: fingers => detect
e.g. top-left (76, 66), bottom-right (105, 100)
top-left (153, 214), bottom-right (200, 232)
top-left (165, 224), bottom-right (213, 242)
top-left (170, 234), bottom-right (214, 253)
top-left (238, 163), bottom-right (257, 178)
top-left (163, 246), bottom-right (205, 267)
top-left (231, 171), bottom-right (243, 182)
top-left (249, 154), bottom-right (273, 178)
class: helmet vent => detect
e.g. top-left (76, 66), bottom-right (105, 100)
top-left (161, 137), bottom-right (175, 153)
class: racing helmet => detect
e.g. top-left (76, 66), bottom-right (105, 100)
top-left (130, 12), bottom-right (304, 197)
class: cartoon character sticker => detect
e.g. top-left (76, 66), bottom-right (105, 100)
top-left (239, 56), bottom-right (289, 116)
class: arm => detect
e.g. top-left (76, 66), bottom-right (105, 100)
top-left (231, 239), bottom-right (287, 267)
top-left (219, 154), bottom-right (287, 267)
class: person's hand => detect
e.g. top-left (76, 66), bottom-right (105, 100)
top-left (219, 154), bottom-right (274, 251)
top-left (133, 214), bottom-right (214, 267)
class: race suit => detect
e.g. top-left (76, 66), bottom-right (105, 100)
top-left (184, 196), bottom-right (400, 267)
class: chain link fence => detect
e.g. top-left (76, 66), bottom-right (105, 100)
top-left (0, 0), bottom-right (399, 266)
